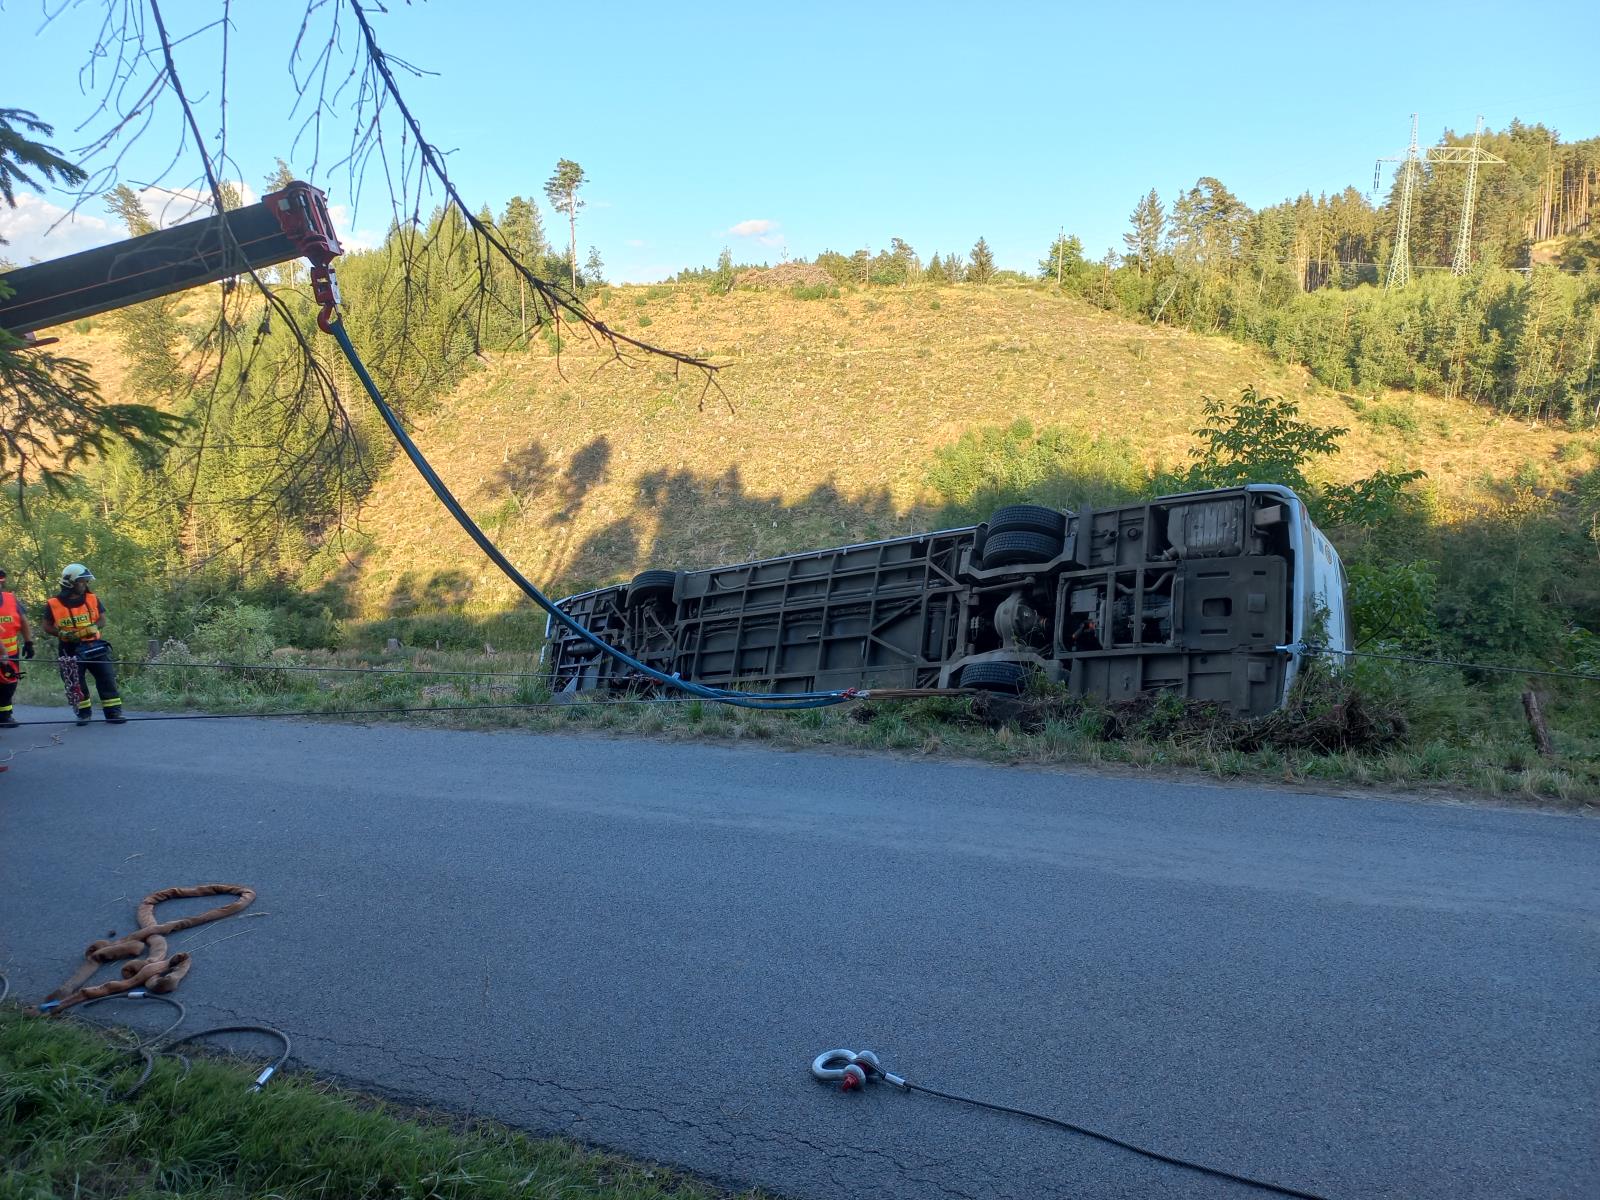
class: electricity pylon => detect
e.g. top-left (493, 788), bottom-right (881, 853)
top-left (1375, 114), bottom-right (1422, 289)
top-left (1426, 116), bottom-right (1505, 275)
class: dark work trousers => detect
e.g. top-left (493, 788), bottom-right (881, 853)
top-left (0, 657), bottom-right (17, 721)
top-left (59, 643), bottom-right (121, 717)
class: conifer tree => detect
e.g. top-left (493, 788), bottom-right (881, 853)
top-left (101, 186), bottom-right (183, 402)
top-left (501, 196), bottom-right (549, 335)
top-left (967, 237), bottom-right (995, 283)
top-left (0, 107), bottom-right (85, 213)
top-left (543, 159), bottom-right (587, 291)
top-left (263, 161), bottom-right (302, 286)
top-left (1123, 189), bottom-right (1166, 273)
top-left (1170, 177), bottom-right (1248, 271)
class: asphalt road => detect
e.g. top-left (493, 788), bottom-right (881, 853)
top-left (2, 703), bottom-right (1596, 1199)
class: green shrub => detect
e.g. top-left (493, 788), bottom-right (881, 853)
top-left (925, 417), bottom-right (1146, 521)
top-left (191, 602), bottom-right (277, 662)
top-left (1360, 403), bottom-right (1420, 435)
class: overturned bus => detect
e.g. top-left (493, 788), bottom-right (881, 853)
top-left (544, 484), bottom-right (1352, 717)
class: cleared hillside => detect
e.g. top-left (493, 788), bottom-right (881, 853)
top-left (287, 285), bottom-right (1591, 619)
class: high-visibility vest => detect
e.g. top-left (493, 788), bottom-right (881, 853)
top-left (0, 591), bottom-right (21, 656)
top-left (47, 592), bottom-right (102, 643)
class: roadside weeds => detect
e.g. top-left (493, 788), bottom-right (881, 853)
top-left (0, 1007), bottom-right (763, 1200)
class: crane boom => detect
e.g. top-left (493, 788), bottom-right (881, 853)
top-left (0, 181), bottom-right (343, 337)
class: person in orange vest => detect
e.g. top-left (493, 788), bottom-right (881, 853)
top-left (41, 563), bottom-right (125, 726)
top-left (0, 566), bottom-right (36, 730)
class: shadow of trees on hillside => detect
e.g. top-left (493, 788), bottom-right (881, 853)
top-left (497, 436), bottom-right (611, 520)
top-left (366, 422), bottom-right (1161, 654)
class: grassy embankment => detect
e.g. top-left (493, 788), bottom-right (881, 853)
top-left (13, 641), bottom-right (1597, 805)
top-left (0, 1005), bottom-right (753, 1199)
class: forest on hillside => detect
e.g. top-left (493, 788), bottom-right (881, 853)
top-left (763, 120), bottom-right (1600, 427)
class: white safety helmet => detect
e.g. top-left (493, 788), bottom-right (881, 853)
top-left (61, 563), bottom-right (95, 586)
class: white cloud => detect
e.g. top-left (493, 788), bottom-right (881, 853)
top-left (0, 193), bottom-right (117, 263)
top-left (327, 204), bottom-right (383, 252)
top-left (0, 185), bottom-right (387, 267)
top-left (136, 181), bottom-right (260, 229)
top-left (727, 218), bottom-right (778, 237)
top-left (0, 181), bottom-right (270, 266)
top-left (756, 233), bottom-right (785, 248)
top-left (625, 238), bottom-right (647, 248)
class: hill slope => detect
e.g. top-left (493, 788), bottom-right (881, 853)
top-left (317, 284), bottom-right (1588, 620)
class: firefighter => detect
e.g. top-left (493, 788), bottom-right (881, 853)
top-left (0, 567), bottom-right (36, 729)
top-left (42, 564), bottom-right (126, 725)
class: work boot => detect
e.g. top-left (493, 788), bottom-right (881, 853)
top-left (0, 715), bottom-right (17, 729)
top-left (75, 709), bottom-right (92, 726)
top-left (105, 710), bottom-right (127, 725)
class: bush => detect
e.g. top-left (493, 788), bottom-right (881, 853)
top-left (191, 602), bottom-right (276, 663)
top-left (1360, 402), bottom-right (1420, 435)
top-left (925, 418), bottom-right (1145, 522)
top-left (790, 284), bottom-right (838, 301)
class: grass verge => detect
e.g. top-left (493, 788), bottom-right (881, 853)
top-left (0, 1006), bottom-right (756, 1200)
top-left (14, 646), bottom-right (1599, 807)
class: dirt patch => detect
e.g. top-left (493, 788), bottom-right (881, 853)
top-left (734, 262), bottom-right (834, 289)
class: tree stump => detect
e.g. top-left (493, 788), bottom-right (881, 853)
top-left (1522, 690), bottom-right (1554, 757)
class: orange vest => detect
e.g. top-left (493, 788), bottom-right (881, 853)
top-left (0, 591), bottom-right (20, 656)
top-left (47, 592), bottom-right (102, 643)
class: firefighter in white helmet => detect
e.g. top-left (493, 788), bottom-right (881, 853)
top-left (41, 564), bottom-right (126, 725)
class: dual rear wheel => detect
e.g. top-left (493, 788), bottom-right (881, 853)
top-left (978, 505), bottom-right (1064, 568)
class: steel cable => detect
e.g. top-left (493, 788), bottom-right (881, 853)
top-left (900, 1078), bottom-right (1332, 1200)
top-left (328, 317), bottom-right (860, 711)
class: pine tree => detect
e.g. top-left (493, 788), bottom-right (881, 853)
top-left (500, 196), bottom-right (549, 263)
top-left (543, 159), bottom-right (587, 291)
top-left (262, 161), bottom-right (302, 286)
top-left (1039, 233), bottom-right (1088, 285)
top-left (967, 237), bottom-right (995, 283)
top-left (713, 247), bottom-right (734, 294)
top-left (104, 184), bottom-right (156, 235)
top-left (1170, 177), bottom-right (1248, 271)
top-left (889, 236), bottom-right (918, 284)
top-left (926, 252), bottom-right (944, 283)
top-left (500, 196), bottom-right (549, 336)
top-left (1122, 189), bottom-right (1166, 273)
top-left (584, 245), bottom-right (605, 287)
top-left (0, 108), bottom-right (86, 212)
top-left (101, 186), bottom-right (183, 402)
top-left (0, 152), bottom-right (177, 493)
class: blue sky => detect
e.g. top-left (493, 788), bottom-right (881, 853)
top-left (3, 0), bottom-right (1597, 281)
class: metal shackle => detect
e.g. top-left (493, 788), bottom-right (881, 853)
top-left (811, 1048), bottom-right (905, 1092)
